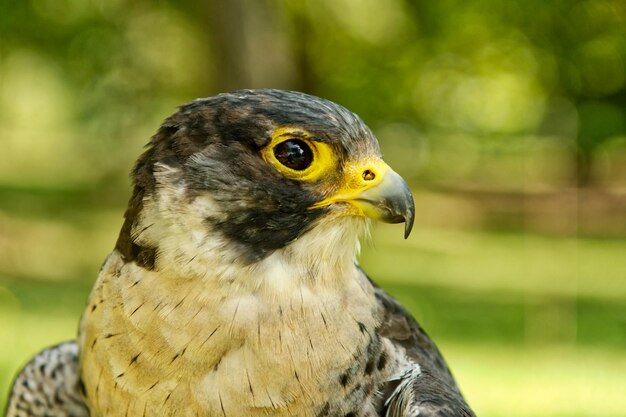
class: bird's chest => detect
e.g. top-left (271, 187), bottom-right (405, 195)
top-left (194, 298), bottom-right (385, 417)
top-left (79, 255), bottom-right (390, 417)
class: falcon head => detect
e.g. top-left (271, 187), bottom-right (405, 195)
top-left (115, 90), bottom-right (414, 279)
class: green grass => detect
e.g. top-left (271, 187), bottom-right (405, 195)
top-left (447, 343), bottom-right (626, 417)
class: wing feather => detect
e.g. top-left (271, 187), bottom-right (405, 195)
top-left (4, 341), bottom-right (89, 417)
top-left (366, 271), bottom-right (476, 417)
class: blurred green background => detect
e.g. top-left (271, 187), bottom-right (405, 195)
top-left (1, 1), bottom-right (625, 416)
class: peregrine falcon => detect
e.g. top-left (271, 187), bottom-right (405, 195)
top-left (5, 90), bottom-right (475, 417)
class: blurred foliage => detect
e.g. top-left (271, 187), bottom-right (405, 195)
top-left (1, 1), bottom-right (625, 416)
top-left (1, 0), bottom-right (626, 190)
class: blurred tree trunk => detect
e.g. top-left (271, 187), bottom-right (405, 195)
top-left (576, 149), bottom-right (592, 187)
top-left (204, 0), bottom-right (314, 93)
top-left (289, 4), bottom-right (317, 94)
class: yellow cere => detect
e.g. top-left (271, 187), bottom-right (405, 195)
top-left (337, 157), bottom-right (391, 194)
top-left (310, 157), bottom-right (392, 214)
top-left (261, 127), bottom-right (336, 181)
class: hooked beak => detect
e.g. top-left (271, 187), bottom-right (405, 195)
top-left (310, 159), bottom-right (415, 238)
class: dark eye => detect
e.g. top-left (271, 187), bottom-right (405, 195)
top-left (273, 139), bottom-right (313, 171)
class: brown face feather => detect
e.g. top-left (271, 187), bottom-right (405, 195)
top-left (115, 89), bottom-right (381, 265)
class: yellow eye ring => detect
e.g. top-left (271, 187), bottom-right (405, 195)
top-left (262, 127), bottom-right (335, 181)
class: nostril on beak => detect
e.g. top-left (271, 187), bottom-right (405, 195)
top-left (362, 169), bottom-right (376, 181)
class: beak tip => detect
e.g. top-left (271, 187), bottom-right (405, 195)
top-left (403, 210), bottom-right (415, 239)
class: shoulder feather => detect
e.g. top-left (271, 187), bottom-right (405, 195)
top-left (364, 270), bottom-right (476, 417)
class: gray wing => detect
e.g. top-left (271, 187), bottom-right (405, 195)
top-left (4, 341), bottom-right (89, 417)
top-left (370, 279), bottom-right (476, 417)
